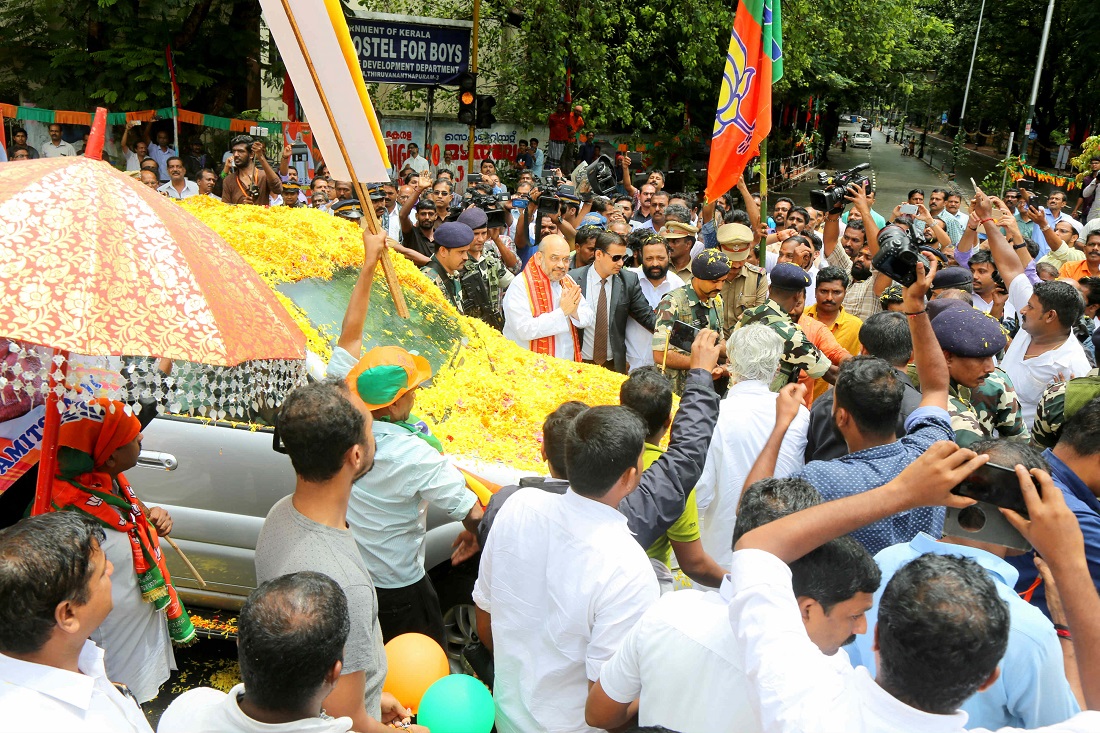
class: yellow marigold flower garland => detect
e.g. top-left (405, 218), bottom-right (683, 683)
top-left (180, 197), bottom-right (631, 472)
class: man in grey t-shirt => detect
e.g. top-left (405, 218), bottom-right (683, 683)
top-left (255, 380), bottom-right (426, 733)
top-left (256, 495), bottom-right (386, 720)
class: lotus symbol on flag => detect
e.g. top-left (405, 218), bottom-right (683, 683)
top-left (713, 33), bottom-right (757, 155)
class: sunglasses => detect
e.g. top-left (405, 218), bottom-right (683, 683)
top-left (606, 253), bottom-right (626, 262)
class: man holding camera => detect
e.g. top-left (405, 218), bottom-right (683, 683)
top-left (420, 222), bottom-right (474, 314)
top-left (652, 251), bottom-right (730, 395)
top-left (221, 135), bottom-right (283, 206)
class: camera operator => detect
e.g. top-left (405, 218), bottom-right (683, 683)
top-left (514, 178), bottom-right (582, 263)
top-left (823, 183), bottom-right (892, 321)
top-left (221, 135), bottom-right (283, 206)
top-left (458, 207), bottom-right (514, 331)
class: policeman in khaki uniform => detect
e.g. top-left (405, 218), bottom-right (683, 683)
top-left (923, 303), bottom-right (1029, 447)
top-left (737, 262), bottom-right (832, 392)
top-left (420, 221), bottom-right (474, 313)
top-left (653, 250), bottom-right (730, 395)
top-left (716, 222), bottom-right (768, 336)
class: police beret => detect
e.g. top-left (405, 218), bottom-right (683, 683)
top-left (927, 298), bottom-right (971, 322)
top-left (931, 266), bottom-right (973, 291)
top-left (434, 221), bottom-right (475, 249)
top-left (931, 306), bottom-right (1007, 357)
top-left (771, 262), bottom-right (811, 291)
top-left (457, 206), bottom-right (488, 230)
top-left (691, 250), bottom-right (731, 281)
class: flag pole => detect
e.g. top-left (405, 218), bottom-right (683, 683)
top-left (276, 0), bottom-right (408, 318)
top-left (757, 140), bottom-right (768, 266)
top-left (170, 85), bottom-right (180, 154)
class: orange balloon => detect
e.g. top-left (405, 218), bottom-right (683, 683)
top-left (382, 633), bottom-right (450, 713)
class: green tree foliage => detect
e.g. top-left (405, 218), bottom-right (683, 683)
top-left (901, 0), bottom-right (1100, 166)
top-left (0, 0), bottom-right (262, 114)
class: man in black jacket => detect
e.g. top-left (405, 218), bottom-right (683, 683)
top-left (571, 231), bottom-right (658, 373)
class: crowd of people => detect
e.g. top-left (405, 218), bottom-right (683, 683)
top-left (3, 120), bottom-right (1100, 733)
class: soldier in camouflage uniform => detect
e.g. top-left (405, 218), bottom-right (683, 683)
top-left (420, 221), bottom-right (473, 314)
top-left (736, 263), bottom-right (832, 392)
top-left (716, 222), bottom-right (769, 336)
top-left (925, 303), bottom-right (1029, 447)
top-left (458, 206), bottom-right (513, 329)
top-left (653, 250), bottom-right (729, 395)
top-left (1032, 368), bottom-right (1100, 447)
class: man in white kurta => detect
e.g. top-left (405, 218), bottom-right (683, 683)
top-left (502, 235), bottom-right (595, 359)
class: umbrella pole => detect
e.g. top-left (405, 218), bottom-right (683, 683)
top-left (277, 0), bottom-right (409, 319)
top-left (32, 348), bottom-right (69, 516)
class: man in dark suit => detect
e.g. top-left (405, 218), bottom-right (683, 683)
top-left (571, 230), bottom-right (657, 372)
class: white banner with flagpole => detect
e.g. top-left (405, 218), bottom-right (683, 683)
top-left (260, 0), bottom-right (392, 183)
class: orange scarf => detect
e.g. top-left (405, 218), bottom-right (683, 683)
top-left (50, 400), bottom-right (195, 645)
top-left (522, 258), bottom-right (581, 360)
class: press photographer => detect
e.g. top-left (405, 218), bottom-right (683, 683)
top-left (221, 134), bottom-right (283, 206)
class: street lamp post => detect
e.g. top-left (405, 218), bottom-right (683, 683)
top-left (1021, 0), bottom-right (1055, 163)
top-left (953, 0), bottom-right (986, 176)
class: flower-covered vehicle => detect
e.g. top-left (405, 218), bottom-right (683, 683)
top-left (137, 199), bottom-right (627, 652)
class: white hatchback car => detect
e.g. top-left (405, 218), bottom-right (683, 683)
top-left (852, 131), bottom-right (872, 149)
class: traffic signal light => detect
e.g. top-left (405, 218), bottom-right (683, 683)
top-left (457, 73), bottom-right (477, 125)
top-left (476, 95), bottom-right (497, 128)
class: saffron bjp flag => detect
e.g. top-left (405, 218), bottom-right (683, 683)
top-left (705, 0), bottom-right (783, 202)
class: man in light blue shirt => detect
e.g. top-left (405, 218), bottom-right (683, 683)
top-left (326, 231), bottom-right (483, 649)
top-left (530, 137), bottom-right (545, 179)
top-left (849, 442), bottom-right (1079, 730)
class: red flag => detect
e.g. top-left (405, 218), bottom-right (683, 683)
top-left (282, 72), bottom-right (298, 122)
top-left (165, 46), bottom-right (182, 104)
top-left (705, 0), bottom-right (784, 202)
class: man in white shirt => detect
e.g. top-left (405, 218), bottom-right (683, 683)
top-left (587, 479), bottom-right (879, 733)
top-left (728, 437), bottom-right (1100, 733)
top-left (474, 406), bottom-right (661, 733)
top-left (503, 235), bottom-right (595, 360)
top-left (158, 572), bottom-right (391, 733)
top-left (402, 143), bottom-right (431, 174)
top-left (41, 123), bottom-right (78, 157)
top-left (626, 234), bottom-right (684, 369)
top-left (0, 512), bottom-right (153, 733)
top-left (977, 190), bottom-right (1091, 426)
top-left (156, 156), bottom-right (199, 199)
top-left (695, 324), bottom-right (809, 572)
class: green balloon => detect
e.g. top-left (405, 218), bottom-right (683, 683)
top-left (415, 674), bottom-right (495, 733)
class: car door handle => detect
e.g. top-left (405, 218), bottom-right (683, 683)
top-left (137, 451), bottom-right (178, 471)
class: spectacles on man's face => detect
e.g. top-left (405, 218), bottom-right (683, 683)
top-left (604, 253), bottom-right (626, 263)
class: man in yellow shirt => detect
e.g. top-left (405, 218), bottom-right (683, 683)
top-left (620, 367), bottom-right (726, 592)
top-left (803, 266), bottom-right (863, 357)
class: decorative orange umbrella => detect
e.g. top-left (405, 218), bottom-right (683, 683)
top-left (0, 111), bottom-right (307, 514)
